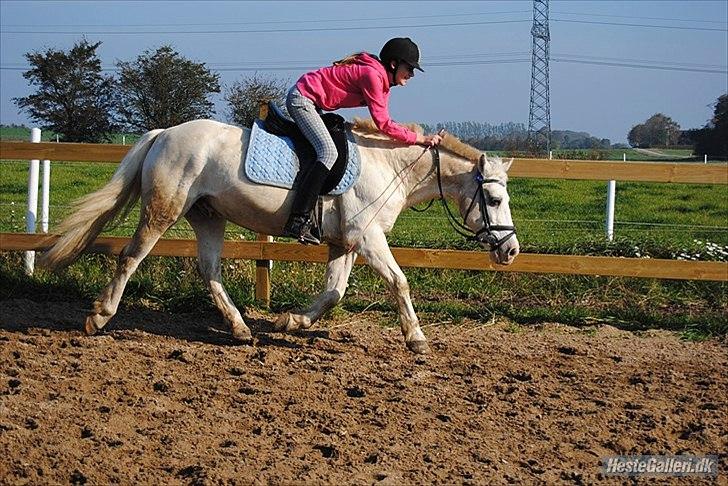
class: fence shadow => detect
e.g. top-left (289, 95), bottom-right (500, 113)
top-left (0, 293), bottom-right (330, 350)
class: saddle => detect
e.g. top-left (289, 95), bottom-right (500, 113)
top-left (263, 101), bottom-right (351, 195)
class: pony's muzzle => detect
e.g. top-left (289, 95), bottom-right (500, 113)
top-left (489, 236), bottom-right (520, 265)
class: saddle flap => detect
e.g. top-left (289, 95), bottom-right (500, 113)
top-left (244, 120), bottom-right (361, 196)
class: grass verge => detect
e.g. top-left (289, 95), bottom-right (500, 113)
top-left (1, 252), bottom-right (725, 341)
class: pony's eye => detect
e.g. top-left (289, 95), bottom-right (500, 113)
top-left (488, 198), bottom-right (502, 207)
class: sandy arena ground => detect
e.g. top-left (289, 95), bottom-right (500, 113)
top-left (1, 297), bottom-right (726, 484)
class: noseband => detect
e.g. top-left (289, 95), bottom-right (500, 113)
top-left (431, 147), bottom-right (516, 251)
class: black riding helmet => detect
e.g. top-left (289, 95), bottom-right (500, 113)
top-left (379, 37), bottom-right (424, 74)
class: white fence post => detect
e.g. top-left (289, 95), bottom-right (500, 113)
top-left (605, 155), bottom-right (622, 241)
top-left (41, 158), bottom-right (51, 233)
top-left (606, 180), bottom-right (616, 241)
top-left (704, 154), bottom-right (707, 164)
top-left (24, 128), bottom-right (41, 275)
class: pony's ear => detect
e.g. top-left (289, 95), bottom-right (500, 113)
top-left (478, 153), bottom-right (488, 173)
top-left (502, 157), bottom-right (514, 172)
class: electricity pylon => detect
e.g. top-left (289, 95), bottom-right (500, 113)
top-left (528, 0), bottom-right (551, 156)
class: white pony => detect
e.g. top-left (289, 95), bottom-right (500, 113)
top-left (39, 119), bottom-right (519, 354)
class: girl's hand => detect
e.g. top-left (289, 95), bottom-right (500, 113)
top-left (417, 133), bottom-right (443, 147)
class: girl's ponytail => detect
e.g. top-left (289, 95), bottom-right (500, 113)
top-left (332, 52), bottom-right (367, 66)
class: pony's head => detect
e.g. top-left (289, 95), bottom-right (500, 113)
top-left (459, 152), bottom-right (519, 265)
top-left (350, 119), bottom-right (520, 265)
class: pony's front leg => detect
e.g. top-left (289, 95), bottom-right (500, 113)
top-left (356, 230), bottom-right (429, 354)
top-left (275, 244), bottom-right (356, 331)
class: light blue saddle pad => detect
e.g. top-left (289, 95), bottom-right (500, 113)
top-left (244, 119), bottom-right (361, 196)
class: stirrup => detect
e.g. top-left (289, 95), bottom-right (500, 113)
top-left (283, 215), bottom-right (321, 245)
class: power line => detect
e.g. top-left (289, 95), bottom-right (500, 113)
top-left (552, 18), bottom-right (727, 32)
top-left (551, 58), bottom-right (727, 75)
top-left (2, 17), bottom-right (726, 35)
top-left (0, 10), bottom-right (532, 28)
top-left (0, 51), bottom-right (534, 68)
top-left (554, 53), bottom-right (727, 70)
top-left (2, 54), bottom-right (725, 75)
top-left (553, 10), bottom-right (727, 25)
top-left (1, 40), bottom-right (725, 75)
top-left (3, 10), bottom-right (724, 31)
top-left (0, 19), bottom-right (530, 35)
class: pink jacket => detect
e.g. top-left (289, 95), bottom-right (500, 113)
top-left (295, 53), bottom-right (418, 144)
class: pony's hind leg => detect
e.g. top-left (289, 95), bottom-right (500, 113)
top-left (275, 244), bottom-right (356, 332)
top-left (186, 206), bottom-right (252, 343)
top-left (84, 210), bottom-right (172, 335)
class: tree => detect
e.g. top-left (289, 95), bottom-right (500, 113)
top-left (13, 38), bottom-right (118, 142)
top-left (225, 73), bottom-right (289, 128)
top-left (628, 123), bottom-right (649, 148)
top-left (644, 113), bottom-right (680, 147)
top-left (116, 46), bottom-right (220, 131)
top-left (627, 113), bottom-right (680, 148)
top-left (693, 94), bottom-right (728, 159)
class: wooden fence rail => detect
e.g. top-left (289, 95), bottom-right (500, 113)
top-left (2, 141), bottom-right (727, 183)
top-left (1, 233), bottom-right (726, 282)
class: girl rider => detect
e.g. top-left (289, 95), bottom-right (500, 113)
top-left (284, 37), bottom-right (443, 244)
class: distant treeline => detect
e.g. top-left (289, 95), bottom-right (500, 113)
top-left (421, 121), bottom-right (615, 150)
top-left (2, 121), bottom-right (613, 150)
top-left (421, 121), bottom-right (527, 140)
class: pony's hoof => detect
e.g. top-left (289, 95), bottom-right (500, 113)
top-left (232, 325), bottom-right (253, 344)
top-left (84, 316), bottom-right (99, 336)
top-left (273, 313), bottom-right (292, 332)
top-left (407, 340), bottom-right (430, 355)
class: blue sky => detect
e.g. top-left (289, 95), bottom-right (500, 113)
top-left (1, 0), bottom-right (726, 143)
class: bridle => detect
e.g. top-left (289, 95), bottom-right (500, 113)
top-left (430, 147), bottom-right (517, 251)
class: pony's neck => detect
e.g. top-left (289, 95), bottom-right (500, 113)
top-left (402, 147), bottom-right (473, 208)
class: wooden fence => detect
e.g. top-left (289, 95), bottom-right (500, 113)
top-left (2, 141), bottom-right (727, 183)
top-left (1, 233), bottom-right (726, 282)
top-left (1, 140), bottom-right (727, 304)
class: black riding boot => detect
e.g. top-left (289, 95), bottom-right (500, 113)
top-left (283, 161), bottom-right (330, 245)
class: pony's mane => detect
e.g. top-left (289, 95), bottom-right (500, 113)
top-left (351, 118), bottom-right (482, 162)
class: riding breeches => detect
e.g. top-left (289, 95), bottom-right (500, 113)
top-left (286, 86), bottom-right (338, 170)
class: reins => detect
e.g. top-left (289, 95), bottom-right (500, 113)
top-left (345, 144), bottom-right (432, 253)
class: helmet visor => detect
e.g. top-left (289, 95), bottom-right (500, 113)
top-left (408, 60), bottom-right (424, 72)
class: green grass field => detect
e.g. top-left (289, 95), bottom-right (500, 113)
top-left (1, 139), bottom-right (726, 339)
top-left (1, 125), bottom-right (141, 145)
top-left (2, 160), bottom-right (724, 257)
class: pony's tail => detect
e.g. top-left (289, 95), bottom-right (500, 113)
top-left (37, 129), bottom-right (164, 270)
